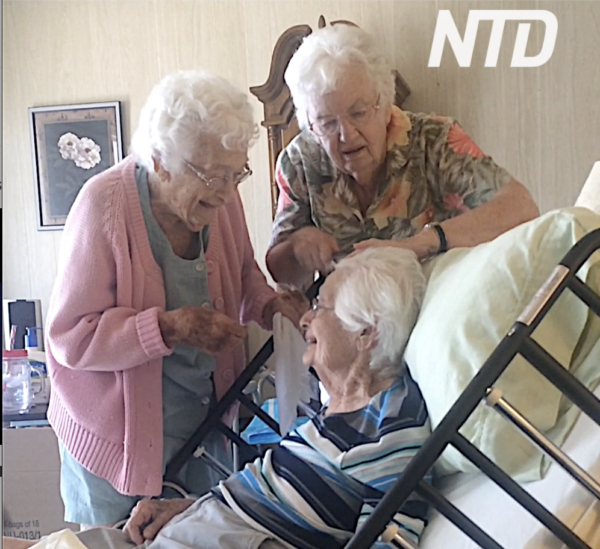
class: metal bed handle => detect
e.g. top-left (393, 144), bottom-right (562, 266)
top-left (485, 388), bottom-right (600, 500)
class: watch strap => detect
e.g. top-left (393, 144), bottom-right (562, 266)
top-left (425, 222), bottom-right (448, 254)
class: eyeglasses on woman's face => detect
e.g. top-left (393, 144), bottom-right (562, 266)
top-left (182, 158), bottom-right (253, 191)
top-left (310, 296), bottom-right (334, 313)
top-left (309, 96), bottom-right (381, 137)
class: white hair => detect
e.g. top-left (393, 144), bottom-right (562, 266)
top-left (333, 247), bottom-right (426, 380)
top-left (130, 70), bottom-right (258, 174)
top-left (284, 24), bottom-right (396, 130)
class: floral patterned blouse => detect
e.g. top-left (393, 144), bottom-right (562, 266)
top-left (269, 107), bottom-right (515, 254)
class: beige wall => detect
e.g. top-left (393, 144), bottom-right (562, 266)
top-left (3, 0), bottom-right (599, 353)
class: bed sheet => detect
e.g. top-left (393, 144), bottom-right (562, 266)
top-left (420, 385), bottom-right (600, 549)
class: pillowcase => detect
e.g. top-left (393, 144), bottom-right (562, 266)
top-left (405, 207), bottom-right (600, 481)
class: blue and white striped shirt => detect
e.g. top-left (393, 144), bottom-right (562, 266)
top-left (213, 369), bottom-right (431, 548)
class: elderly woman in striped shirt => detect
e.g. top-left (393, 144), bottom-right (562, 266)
top-left (6, 246), bottom-right (431, 549)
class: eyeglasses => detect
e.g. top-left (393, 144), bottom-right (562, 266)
top-left (309, 96), bottom-right (381, 137)
top-left (311, 296), bottom-right (334, 313)
top-left (182, 158), bottom-right (253, 190)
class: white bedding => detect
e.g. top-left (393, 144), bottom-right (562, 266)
top-left (421, 385), bottom-right (600, 549)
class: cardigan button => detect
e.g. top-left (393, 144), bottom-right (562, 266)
top-left (223, 369), bottom-right (234, 381)
top-left (206, 260), bottom-right (215, 273)
top-left (214, 297), bottom-right (224, 311)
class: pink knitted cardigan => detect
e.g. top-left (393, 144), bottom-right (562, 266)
top-left (46, 156), bottom-right (277, 496)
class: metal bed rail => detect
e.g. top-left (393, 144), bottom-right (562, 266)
top-left (345, 227), bottom-right (600, 549)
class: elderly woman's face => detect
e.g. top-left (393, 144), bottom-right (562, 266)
top-left (306, 64), bottom-right (390, 185)
top-left (157, 134), bottom-right (249, 232)
top-left (300, 270), bottom-right (359, 375)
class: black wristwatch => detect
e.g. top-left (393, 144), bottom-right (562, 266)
top-left (423, 222), bottom-right (449, 254)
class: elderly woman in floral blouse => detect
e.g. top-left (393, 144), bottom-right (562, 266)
top-left (266, 24), bottom-right (539, 289)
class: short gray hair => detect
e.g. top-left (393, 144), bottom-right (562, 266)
top-left (284, 24), bottom-right (396, 130)
top-left (130, 70), bottom-right (258, 174)
top-left (333, 247), bottom-right (426, 380)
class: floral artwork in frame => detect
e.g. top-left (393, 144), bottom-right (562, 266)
top-left (29, 101), bottom-right (123, 230)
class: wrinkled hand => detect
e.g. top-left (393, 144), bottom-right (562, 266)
top-left (263, 290), bottom-right (310, 330)
top-left (290, 227), bottom-right (340, 275)
top-left (352, 235), bottom-right (432, 261)
top-left (123, 498), bottom-right (194, 545)
top-left (158, 306), bottom-right (247, 354)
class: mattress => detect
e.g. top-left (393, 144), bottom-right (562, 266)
top-left (420, 385), bottom-right (600, 549)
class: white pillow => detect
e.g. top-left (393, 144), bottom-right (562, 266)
top-left (576, 161), bottom-right (600, 215)
top-left (405, 207), bottom-right (600, 481)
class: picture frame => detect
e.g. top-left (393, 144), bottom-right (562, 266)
top-left (29, 101), bottom-right (123, 230)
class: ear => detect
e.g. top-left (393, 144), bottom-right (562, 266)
top-left (355, 325), bottom-right (377, 353)
top-left (152, 155), bottom-right (171, 182)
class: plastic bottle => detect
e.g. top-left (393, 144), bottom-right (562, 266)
top-left (25, 326), bottom-right (44, 352)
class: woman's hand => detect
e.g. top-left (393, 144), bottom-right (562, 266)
top-left (290, 227), bottom-right (340, 275)
top-left (158, 306), bottom-right (247, 354)
top-left (263, 290), bottom-right (310, 330)
top-left (123, 499), bottom-right (194, 544)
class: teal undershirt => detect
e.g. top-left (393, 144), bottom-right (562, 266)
top-left (136, 164), bottom-right (231, 493)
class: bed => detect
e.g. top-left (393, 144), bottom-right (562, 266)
top-left (345, 220), bottom-right (600, 549)
top-left (165, 17), bottom-right (600, 549)
top-left (420, 384), bottom-right (600, 549)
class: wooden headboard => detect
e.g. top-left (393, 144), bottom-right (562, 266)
top-left (250, 16), bottom-right (412, 218)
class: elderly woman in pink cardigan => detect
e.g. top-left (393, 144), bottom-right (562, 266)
top-left (43, 70), bottom-right (307, 528)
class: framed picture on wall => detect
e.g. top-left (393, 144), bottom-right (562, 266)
top-left (29, 101), bottom-right (123, 230)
